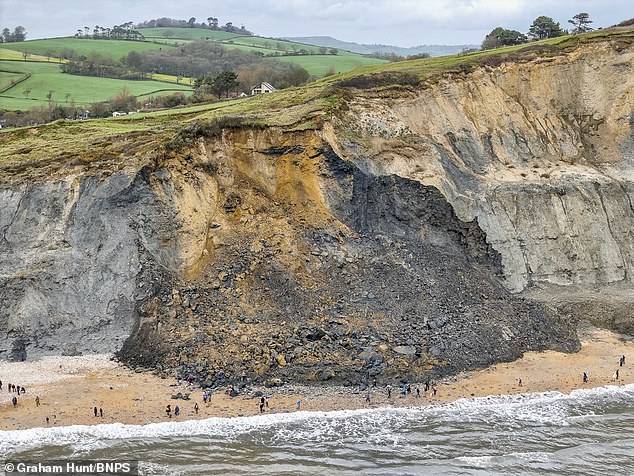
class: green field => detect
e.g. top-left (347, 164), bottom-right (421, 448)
top-left (276, 54), bottom-right (386, 76)
top-left (140, 27), bottom-right (238, 41)
top-left (6, 37), bottom-right (168, 60)
top-left (0, 61), bottom-right (191, 111)
top-left (0, 48), bottom-right (52, 61)
top-left (0, 70), bottom-right (27, 92)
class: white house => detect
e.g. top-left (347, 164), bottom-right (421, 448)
top-left (251, 82), bottom-right (277, 95)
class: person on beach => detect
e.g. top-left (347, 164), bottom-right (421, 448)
top-left (93, 406), bottom-right (98, 417)
top-left (194, 403), bottom-right (199, 415)
top-left (175, 405), bottom-right (180, 416)
top-left (260, 396), bottom-right (265, 413)
top-left (16, 386), bottom-right (20, 395)
top-left (518, 378), bottom-right (522, 387)
top-left (387, 385), bottom-right (392, 399)
top-left (35, 396), bottom-right (40, 407)
top-left (297, 400), bottom-right (301, 410)
top-left (166, 404), bottom-right (172, 418)
top-left (99, 408), bottom-right (103, 417)
top-left (416, 385), bottom-right (421, 397)
top-left (45, 416), bottom-right (49, 425)
top-left (611, 370), bottom-right (618, 381)
top-left (0, 379), bottom-right (2, 390)
top-left (620, 355), bottom-right (625, 367)
top-left (242, 371), bottom-right (247, 383)
top-left (424, 381), bottom-right (430, 393)
top-left (365, 392), bottom-right (371, 404)
top-left (431, 386), bottom-right (437, 397)
top-left (583, 372), bottom-right (588, 383)
top-left (265, 396), bottom-right (269, 408)
top-left (203, 391), bottom-right (207, 403)
top-left (12, 396), bottom-right (17, 407)
top-left (401, 385), bottom-right (407, 397)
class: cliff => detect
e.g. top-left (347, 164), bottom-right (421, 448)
top-left (0, 29), bottom-right (632, 386)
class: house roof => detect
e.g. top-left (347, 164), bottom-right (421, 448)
top-left (252, 82), bottom-right (277, 91)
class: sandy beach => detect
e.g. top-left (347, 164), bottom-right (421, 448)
top-left (0, 326), bottom-right (632, 431)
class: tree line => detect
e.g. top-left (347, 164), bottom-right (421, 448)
top-left (74, 22), bottom-right (145, 41)
top-left (136, 17), bottom-right (252, 35)
top-left (0, 26), bottom-right (27, 43)
top-left (482, 12), bottom-right (593, 49)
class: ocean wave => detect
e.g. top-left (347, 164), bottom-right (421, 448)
top-left (1, 383), bottom-right (633, 456)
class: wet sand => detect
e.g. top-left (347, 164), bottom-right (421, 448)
top-left (0, 326), bottom-right (632, 431)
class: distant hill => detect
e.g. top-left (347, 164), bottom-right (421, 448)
top-left (283, 36), bottom-right (478, 57)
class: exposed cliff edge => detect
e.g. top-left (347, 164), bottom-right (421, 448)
top-left (1, 31), bottom-right (633, 386)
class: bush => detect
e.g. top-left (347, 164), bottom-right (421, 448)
top-left (333, 72), bottom-right (420, 90)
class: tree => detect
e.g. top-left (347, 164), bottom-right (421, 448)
top-left (2, 28), bottom-right (11, 42)
top-left (569, 13), bottom-right (593, 34)
top-left (329, 48), bottom-right (339, 55)
top-left (110, 87), bottom-right (137, 111)
top-left (23, 89), bottom-right (31, 99)
top-left (46, 90), bottom-right (54, 102)
top-left (188, 17), bottom-right (196, 28)
top-left (528, 16), bottom-right (565, 40)
top-left (12, 26), bottom-right (26, 42)
top-left (482, 27), bottom-right (528, 49)
top-left (211, 71), bottom-right (239, 97)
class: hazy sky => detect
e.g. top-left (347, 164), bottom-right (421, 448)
top-left (1, 0), bottom-right (631, 46)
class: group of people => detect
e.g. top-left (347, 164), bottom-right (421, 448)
top-left (92, 406), bottom-right (104, 417)
top-left (385, 381), bottom-right (436, 400)
top-left (582, 355), bottom-right (627, 383)
top-left (1, 380), bottom-right (26, 395)
top-left (1, 379), bottom-right (30, 408)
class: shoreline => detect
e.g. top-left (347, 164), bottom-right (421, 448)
top-left (0, 326), bottom-right (632, 432)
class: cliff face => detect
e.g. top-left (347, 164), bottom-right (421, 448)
top-left (332, 41), bottom-right (634, 293)
top-left (1, 37), bottom-right (632, 385)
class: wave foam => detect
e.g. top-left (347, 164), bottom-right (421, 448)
top-left (1, 383), bottom-right (632, 456)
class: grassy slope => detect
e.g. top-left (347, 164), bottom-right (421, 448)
top-left (276, 53), bottom-right (386, 75)
top-left (1, 28), bottom-right (631, 175)
top-left (5, 38), bottom-right (168, 60)
top-left (0, 49), bottom-right (52, 61)
top-left (140, 27), bottom-right (238, 41)
top-left (0, 70), bottom-right (26, 91)
top-left (0, 61), bottom-right (191, 110)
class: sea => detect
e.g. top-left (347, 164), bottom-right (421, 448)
top-left (1, 384), bottom-right (633, 476)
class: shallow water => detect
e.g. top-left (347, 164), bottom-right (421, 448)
top-left (1, 384), bottom-right (633, 475)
